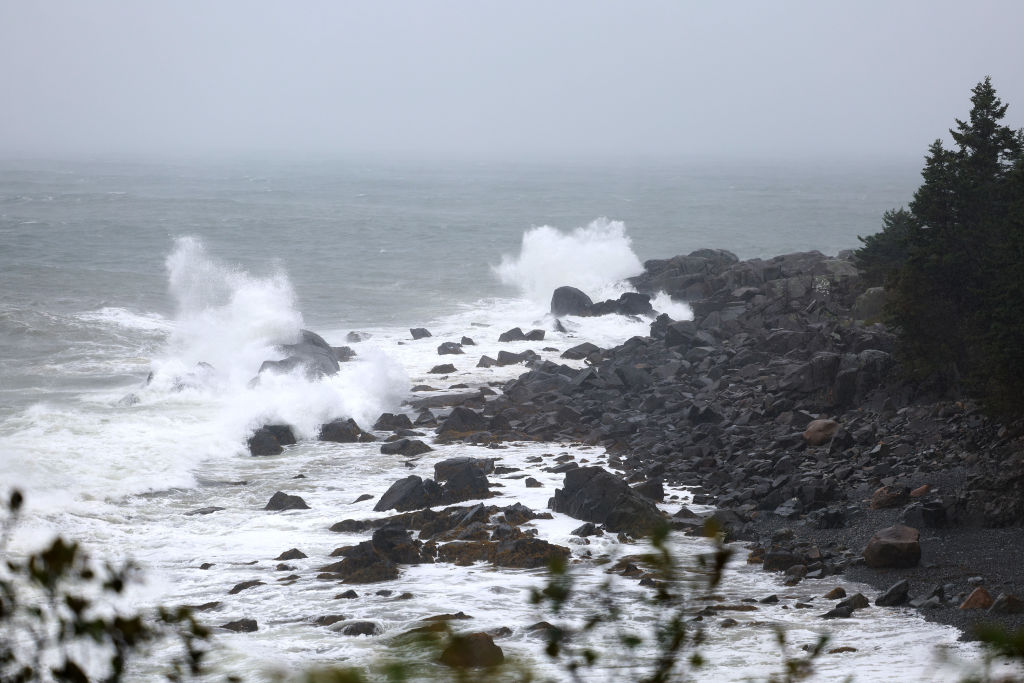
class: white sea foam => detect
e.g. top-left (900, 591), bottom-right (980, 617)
top-left (493, 218), bottom-right (644, 304)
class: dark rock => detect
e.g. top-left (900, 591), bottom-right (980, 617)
top-left (438, 406), bottom-right (488, 435)
top-left (821, 606), bottom-right (855, 619)
top-left (551, 286), bottom-right (594, 316)
top-left (429, 364), bottom-right (457, 374)
top-left (320, 543), bottom-right (400, 584)
top-left (439, 632), bottom-right (504, 668)
top-left (477, 355), bottom-right (497, 368)
top-left (411, 328), bottom-right (432, 339)
top-left (333, 346), bottom-right (357, 362)
top-left (373, 476), bottom-right (443, 512)
top-left (863, 525), bottom-right (920, 569)
top-left (228, 580), bottom-right (264, 595)
top-left (875, 580), bottom-right (910, 607)
top-left (837, 593), bottom-right (869, 610)
top-left (438, 342), bottom-right (465, 355)
top-left (549, 466), bottom-right (665, 537)
top-left (632, 479), bottom-right (665, 502)
top-left (275, 548), bottom-right (307, 561)
top-left (185, 506), bottom-right (225, 516)
top-left (461, 336), bottom-right (476, 346)
top-left (561, 342), bottom-right (602, 360)
top-left (314, 615), bottom-right (348, 626)
top-left (248, 427), bottom-right (284, 456)
top-left (335, 590), bottom-right (358, 599)
top-left (220, 618), bottom-right (258, 632)
top-left (374, 413), bottom-right (414, 431)
top-left (260, 329), bottom-right (340, 379)
top-left (498, 327), bottom-right (528, 342)
top-left (871, 485), bottom-right (910, 510)
top-left (380, 439), bottom-right (433, 457)
top-left (989, 593), bottom-right (1024, 614)
top-left (340, 621), bottom-right (383, 636)
top-left (571, 522), bottom-right (602, 537)
top-left (319, 418), bottom-right (375, 443)
top-left (525, 477), bottom-right (543, 488)
top-left (264, 491), bottom-right (309, 511)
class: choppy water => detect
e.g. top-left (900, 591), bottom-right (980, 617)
top-left (1, 158), bottom-right (1002, 680)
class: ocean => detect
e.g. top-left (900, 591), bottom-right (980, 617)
top-left (0, 157), bottom-right (994, 680)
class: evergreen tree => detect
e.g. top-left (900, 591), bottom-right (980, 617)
top-left (857, 77), bottom-right (1024, 414)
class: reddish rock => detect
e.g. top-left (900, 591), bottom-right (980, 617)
top-left (870, 485), bottom-right (910, 510)
top-left (909, 484), bottom-right (931, 498)
top-left (803, 419), bottom-right (839, 446)
top-left (863, 525), bottom-right (920, 568)
top-left (960, 587), bottom-right (994, 610)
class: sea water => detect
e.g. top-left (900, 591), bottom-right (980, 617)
top-left (0, 158), bottom-right (1000, 680)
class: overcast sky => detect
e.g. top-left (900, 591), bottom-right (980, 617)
top-left (2, 1), bottom-right (1023, 162)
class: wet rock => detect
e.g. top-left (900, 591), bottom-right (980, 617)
top-left (551, 286), bottom-right (594, 317)
top-left (248, 427), bottom-right (284, 456)
top-left (837, 593), bottom-right (869, 610)
top-left (339, 621), bottom-right (383, 636)
top-left (314, 615), bottom-right (348, 626)
top-left (275, 548), bottom-right (307, 561)
top-left (380, 438), bottom-right (433, 457)
top-left (374, 413), bottom-right (414, 431)
top-left (320, 543), bottom-right (400, 584)
top-left (351, 494), bottom-right (373, 504)
top-left (335, 590), bottom-right (358, 599)
top-left (228, 580), bottom-right (264, 595)
top-left (220, 618), bottom-right (258, 632)
top-left (264, 491), bottom-right (310, 511)
top-left (863, 525), bottom-right (920, 569)
top-left (260, 330), bottom-right (340, 379)
top-left (373, 476), bottom-right (444, 512)
top-left (461, 336), bottom-right (476, 346)
top-left (875, 580), bottom-right (910, 607)
top-left (561, 342), bottom-right (602, 360)
top-left (632, 479), bottom-right (665, 502)
top-left (439, 632), bottom-right (504, 668)
top-left (185, 506), bottom-right (225, 516)
top-left (438, 406), bottom-right (488, 435)
top-left (477, 355), bottom-right (497, 368)
top-left (429, 363), bottom-right (457, 374)
top-left (549, 466), bottom-right (665, 537)
top-left (438, 342), bottom-right (464, 355)
top-left (410, 328), bottom-right (432, 339)
top-left (570, 522), bottom-right (602, 537)
top-left (525, 477), bottom-right (543, 488)
top-left (319, 418), bottom-right (375, 443)
top-left (820, 606), bottom-right (855, 619)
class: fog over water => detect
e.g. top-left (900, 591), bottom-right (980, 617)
top-left (2, 1), bottom-right (1023, 162)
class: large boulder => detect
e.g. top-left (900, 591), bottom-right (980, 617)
top-left (374, 413), bottom-right (414, 431)
top-left (320, 542), bottom-right (399, 583)
top-left (373, 476), bottom-right (444, 512)
top-left (439, 632), bottom-right (504, 668)
top-left (380, 438), bottom-right (433, 457)
top-left (551, 286), bottom-right (594, 316)
top-left (549, 467), bottom-right (665, 537)
top-left (863, 525), bottom-right (920, 568)
top-left (437, 406), bottom-right (488, 435)
top-left (319, 418), bottom-right (375, 443)
top-left (260, 329), bottom-right (340, 379)
top-left (435, 457), bottom-right (493, 503)
top-left (264, 491), bottom-right (309, 511)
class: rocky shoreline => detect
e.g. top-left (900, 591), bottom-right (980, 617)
top-left (227, 247), bottom-right (1023, 664)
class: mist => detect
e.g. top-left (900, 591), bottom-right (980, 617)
top-left (2, 0), bottom-right (1023, 162)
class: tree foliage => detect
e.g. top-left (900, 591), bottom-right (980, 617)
top-left (855, 77), bottom-right (1024, 415)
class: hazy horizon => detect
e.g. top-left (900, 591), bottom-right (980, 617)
top-left (3, 1), bottom-right (1023, 163)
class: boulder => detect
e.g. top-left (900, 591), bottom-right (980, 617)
top-left (373, 476), bottom-right (444, 512)
top-left (871, 486), bottom-right (910, 510)
top-left (435, 457), bottom-right (494, 481)
top-left (477, 355), bottom-right (497, 368)
top-left (320, 542), bottom-right (400, 583)
top-left (275, 548), bottom-right (307, 561)
top-left (260, 329), bottom-right (340, 379)
top-left (429, 364), bottom-right (457, 374)
top-left (434, 457), bottom-right (492, 504)
top-left (439, 632), bottom-right (504, 668)
top-left (438, 342), bottom-right (464, 355)
top-left (339, 621), bottom-right (384, 636)
top-left (989, 593), bottom-right (1024, 614)
top-left (498, 327), bottom-right (527, 342)
top-left (319, 418), bottom-right (375, 443)
top-left (220, 619), bottom-right (258, 632)
top-left (524, 329), bottom-right (545, 341)
top-left (863, 525), bottom-right (920, 568)
top-left (875, 579), bottom-right (911, 606)
top-left (264, 492), bottom-right (309, 511)
top-left (247, 428), bottom-right (283, 456)
top-left (551, 286), bottom-right (594, 316)
top-left (803, 419), bottom-right (839, 446)
top-left (380, 438), bottom-right (433, 457)
top-left (437, 406), bottom-right (488, 435)
top-left (374, 412), bottom-right (414, 431)
top-left (410, 328), bottom-right (432, 339)
top-left (549, 466), bottom-right (665, 537)
top-left (560, 342), bottom-right (602, 361)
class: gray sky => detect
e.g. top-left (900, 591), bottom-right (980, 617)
top-left (2, 1), bottom-right (1023, 162)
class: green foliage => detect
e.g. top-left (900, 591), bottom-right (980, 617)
top-left (0, 490), bottom-right (210, 682)
top-left (855, 77), bottom-right (1024, 415)
top-left (855, 208), bottom-right (916, 287)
